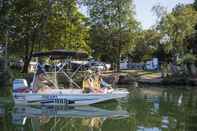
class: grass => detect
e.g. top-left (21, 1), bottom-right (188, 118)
top-left (11, 68), bottom-right (27, 79)
top-left (0, 97), bottom-right (13, 104)
top-left (120, 70), bottom-right (161, 79)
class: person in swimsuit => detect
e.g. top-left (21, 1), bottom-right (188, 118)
top-left (94, 69), bottom-right (113, 93)
top-left (82, 70), bottom-right (103, 93)
top-left (36, 59), bottom-right (55, 91)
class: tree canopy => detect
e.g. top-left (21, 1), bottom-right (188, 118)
top-left (1, 0), bottom-right (197, 75)
top-left (0, 0), bottom-right (90, 72)
top-left (81, 0), bottom-right (139, 66)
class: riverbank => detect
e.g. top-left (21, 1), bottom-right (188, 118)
top-left (102, 70), bottom-right (162, 84)
top-left (103, 70), bottom-right (197, 86)
top-left (6, 69), bottom-right (197, 89)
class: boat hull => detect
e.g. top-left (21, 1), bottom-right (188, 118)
top-left (13, 89), bottom-right (129, 106)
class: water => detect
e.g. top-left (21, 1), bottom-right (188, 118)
top-left (1, 86), bottom-right (197, 131)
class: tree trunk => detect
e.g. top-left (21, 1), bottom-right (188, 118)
top-left (184, 64), bottom-right (189, 75)
top-left (22, 56), bottom-right (31, 73)
top-left (160, 63), bottom-right (166, 78)
top-left (171, 50), bottom-right (178, 75)
top-left (190, 63), bottom-right (197, 76)
top-left (117, 3), bottom-right (121, 73)
top-left (170, 62), bottom-right (177, 76)
top-left (21, 0), bottom-right (53, 73)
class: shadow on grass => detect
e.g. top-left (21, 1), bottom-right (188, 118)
top-left (122, 70), bottom-right (160, 78)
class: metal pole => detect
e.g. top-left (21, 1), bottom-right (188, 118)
top-left (32, 57), bottom-right (38, 89)
top-left (4, 31), bottom-right (8, 71)
top-left (54, 61), bottom-right (58, 88)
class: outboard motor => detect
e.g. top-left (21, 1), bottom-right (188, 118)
top-left (13, 79), bottom-right (29, 93)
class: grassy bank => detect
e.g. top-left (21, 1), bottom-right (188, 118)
top-left (105, 70), bottom-right (162, 85)
top-left (111, 69), bottom-right (197, 86)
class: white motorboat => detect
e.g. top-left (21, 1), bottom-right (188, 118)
top-left (13, 50), bottom-right (129, 106)
top-left (13, 88), bottom-right (128, 106)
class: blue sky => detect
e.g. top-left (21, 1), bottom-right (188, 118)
top-left (134, 0), bottom-right (194, 29)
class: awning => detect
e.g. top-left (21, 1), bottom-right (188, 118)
top-left (31, 50), bottom-right (88, 59)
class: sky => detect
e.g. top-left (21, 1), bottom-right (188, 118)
top-left (134, 0), bottom-right (194, 29)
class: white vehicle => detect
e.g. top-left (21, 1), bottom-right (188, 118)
top-left (13, 50), bottom-right (129, 106)
top-left (89, 62), bottom-right (106, 71)
top-left (145, 58), bottom-right (159, 70)
top-left (105, 63), bottom-right (111, 70)
top-left (88, 61), bottom-right (111, 71)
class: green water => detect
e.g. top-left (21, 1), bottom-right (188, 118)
top-left (1, 86), bottom-right (197, 131)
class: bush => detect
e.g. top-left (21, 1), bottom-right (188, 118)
top-left (181, 53), bottom-right (196, 64)
top-left (0, 71), bottom-right (12, 96)
top-left (0, 58), bottom-right (5, 71)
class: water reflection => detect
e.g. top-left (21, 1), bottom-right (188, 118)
top-left (1, 86), bottom-right (197, 131)
top-left (12, 105), bottom-right (128, 125)
top-left (10, 105), bottom-right (129, 131)
top-left (0, 104), bottom-right (5, 117)
top-left (126, 87), bottom-right (197, 131)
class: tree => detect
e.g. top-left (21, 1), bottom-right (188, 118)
top-left (131, 29), bottom-right (161, 62)
top-left (44, 0), bottom-right (90, 52)
top-left (194, 0), bottom-right (197, 10)
top-left (7, 0), bottom-right (55, 73)
top-left (152, 4), bottom-right (167, 25)
top-left (157, 4), bottom-right (197, 74)
top-left (0, 0), bottom-right (90, 73)
top-left (82, 0), bottom-right (139, 70)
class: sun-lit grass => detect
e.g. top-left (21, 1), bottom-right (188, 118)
top-left (120, 70), bottom-right (161, 79)
top-left (102, 69), bottom-right (162, 81)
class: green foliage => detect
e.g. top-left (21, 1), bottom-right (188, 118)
top-left (181, 53), bottom-right (196, 64)
top-left (158, 4), bottom-right (197, 59)
top-left (44, 0), bottom-right (90, 52)
top-left (130, 29), bottom-right (161, 62)
top-left (0, 70), bottom-right (12, 96)
top-left (82, 0), bottom-right (139, 63)
top-left (0, 0), bottom-right (90, 73)
top-left (129, 3), bottom-right (197, 67)
top-left (150, 3), bottom-right (197, 76)
top-left (194, 0), bottom-right (197, 10)
top-left (1, 0), bottom-right (197, 75)
top-left (0, 57), bottom-right (5, 71)
top-left (6, 0), bottom-right (90, 55)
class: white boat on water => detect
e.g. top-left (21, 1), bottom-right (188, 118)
top-left (13, 50), bottom-right (129, 106)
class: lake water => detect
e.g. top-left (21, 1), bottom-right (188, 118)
top-left (1, 86), bottom-right (197, 131)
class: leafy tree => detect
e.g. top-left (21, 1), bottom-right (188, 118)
top-left (0, 0), bottom-right (90, 73)
top-left (131, 29), bottom-right (161, 62)
top-left (194, 0), bottom-right (197, 10)
top-left (82, 0), bottom-right (139, 70)
top-left (44, 0), bottom-right (90, 52)
top-left (7, 0), bottom-right (55, 72)
top-left (157, 4), bottom-right (197, 74)
top-left (152, 4), bottom-right (167, 25)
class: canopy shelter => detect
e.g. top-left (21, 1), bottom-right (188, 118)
top-left (31, 50), bottom-right (88, 59)
top-left (31, 50), bottom-right (89, 90)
